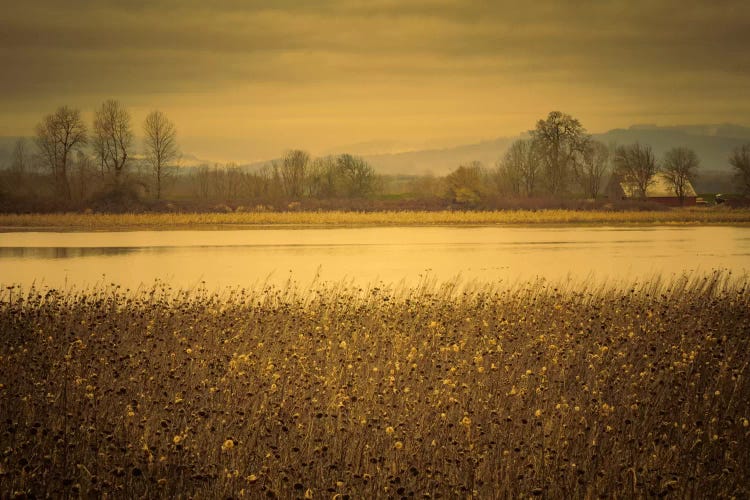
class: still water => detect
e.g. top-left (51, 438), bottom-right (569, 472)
top-left (1, 226), bottom-right (748, 290)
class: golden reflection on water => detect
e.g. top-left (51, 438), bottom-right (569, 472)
top-left (1, 226), bottom-right (748, 290)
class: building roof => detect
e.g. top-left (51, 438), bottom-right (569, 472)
top-left (618, 172), bottom-right (697, 198)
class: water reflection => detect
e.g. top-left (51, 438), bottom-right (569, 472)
top-left (1, 226), bottom-right (748, 289)
top-left (0, 247), bottom-right (140, 259)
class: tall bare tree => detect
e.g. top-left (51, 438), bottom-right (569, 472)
top-left (613, 143), bottom-right (657, 199)
top-left (34, 106), bottom-right (87, 200)
top-left (336, 154), bottom-right (377, 198)
top-left (575, 139), bottom-right (610, 199)
top-left (729, 143), bottom-right (750, 196)
top-left (264, 162), bottom-right (285, 201)
top-left (195, 165), bottom-right (210, 200)
top-left (662, 147), bottom-right (699, 205)
top-left (498, 138), bottom-right (540, 197)
top-left (307, 156), bottom-right (339, 198)
top-left (280, 149), bottom-right (309, 198)
top-left (531, 111), bottom-right (589, 196)
top-left (93, 99), bottom-right (133, 184)
top-left (143, 110), bottom-right (179, 199)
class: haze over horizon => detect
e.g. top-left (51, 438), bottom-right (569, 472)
top-left (2, 0), bottom-right (749, 163)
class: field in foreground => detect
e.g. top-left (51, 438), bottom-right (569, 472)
top-left (2, 208), bottom-right (750, 230)
top-left (1, 276), bottom-right (749, 498)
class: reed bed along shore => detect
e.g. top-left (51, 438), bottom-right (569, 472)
top-left (2, 208), bottom-right (750, 230)
top-left (1, 275), bottom-right (749, 498)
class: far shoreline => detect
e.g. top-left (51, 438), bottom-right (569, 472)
top-left (2, 208), bottom-right (750, 231)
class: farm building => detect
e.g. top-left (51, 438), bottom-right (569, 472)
top-left (606, 172), bottom-right (698, 206)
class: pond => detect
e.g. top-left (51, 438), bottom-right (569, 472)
top-left (1, 226), bottom-right (748, 290)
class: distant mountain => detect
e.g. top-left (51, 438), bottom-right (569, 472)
top-left (363, 136), bottom-right (518, 176)
top-left (2, 123), bottom-right (748, 176)
top-left (592, 124), bottom-right (750, 171)
top-left (361, 124), bottom-right (749, 176)
top-left (176, 151), bottom-right (214, 167)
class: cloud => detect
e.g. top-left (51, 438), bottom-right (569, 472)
top-left (4, 1), bottom-right (748, 81)
top-left (1, 0), bottom-right (748, 152)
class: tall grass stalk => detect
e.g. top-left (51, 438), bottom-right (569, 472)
top-left (1, 274), bottom-right (748, 497)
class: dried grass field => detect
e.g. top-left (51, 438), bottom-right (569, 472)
top-left (2, 208), bottom-right (750, 230)
top-left (1, 275), bottom-right (749, 498)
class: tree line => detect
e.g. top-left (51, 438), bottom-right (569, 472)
top-left (31, 101), bottom-right (179, 202)
top-left (1, 106), bottom-right (749, 212)
top-left (0, 100), bottom-right (178, 210)
top-left (186, 151), bottom-right (379, 207)
top-left (472, 111), bottom-right (750, 206)
top-left (0, 100), bottom-right (385, 211)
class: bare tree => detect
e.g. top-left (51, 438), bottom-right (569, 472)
top-left (498, 138), bottom-right (540, 197)
top-left (337, 154), bottom-right (377, 198)
top-left (280, 149), bottom-right (309, 198)
top-left (92, 132), bottom-right (107, 178)
top-left (195, 165), bottom-right (210, 200)
top-left (662, 147), bottom-right (699, 205)
top-left (729, 143), bottom-right (750, 196)
top-left (264, 162), bottom-right (285, 202)
top-left (613, 143), bottom-right (657, 199)
top-left (226, 163), bottom-right (242, 202)
top-left (531, 111), bottom-right (589, 196)
top-left (495, 155), bottom-right (521, 196)
top-left (307, 156), bottom-right (339, 198)
top-left (210, 163), bottom-right (228, 200)
top-left (575, 139), bottom-right (610, 199)
top-left (93, 99), bottom-right (133, 184)
top-left (143, 110), bottom-right (179, 200)
top-left (34, 106), bottom-right (88, 200)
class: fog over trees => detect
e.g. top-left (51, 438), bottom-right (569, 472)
top-left (2, 104), bottom-right (749, 212)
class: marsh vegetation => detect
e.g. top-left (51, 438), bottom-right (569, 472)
top-left (2, 208), bottom-right (750, 230)
top-left (1, 275), bottom-right (748, 498)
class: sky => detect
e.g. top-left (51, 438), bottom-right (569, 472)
top-left (1, 0), bottom-right (749, 162)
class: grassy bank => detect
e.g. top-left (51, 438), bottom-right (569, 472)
top-left (2, 208), bottom-right (750, 230)
top-left (1, 275), bottom-right (749, 498)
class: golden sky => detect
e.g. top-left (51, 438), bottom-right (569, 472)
top-left (2, 0), bottom-right (749, 162)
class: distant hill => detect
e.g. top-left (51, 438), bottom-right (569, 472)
top-left (592, 124), bottom-right (750, 171)
top-left (362, 137), bottom-right (518, 176)
top-left (362, 124), bottom-right (750, 176)
top-left (2, 123), bottom-right (748, 177)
